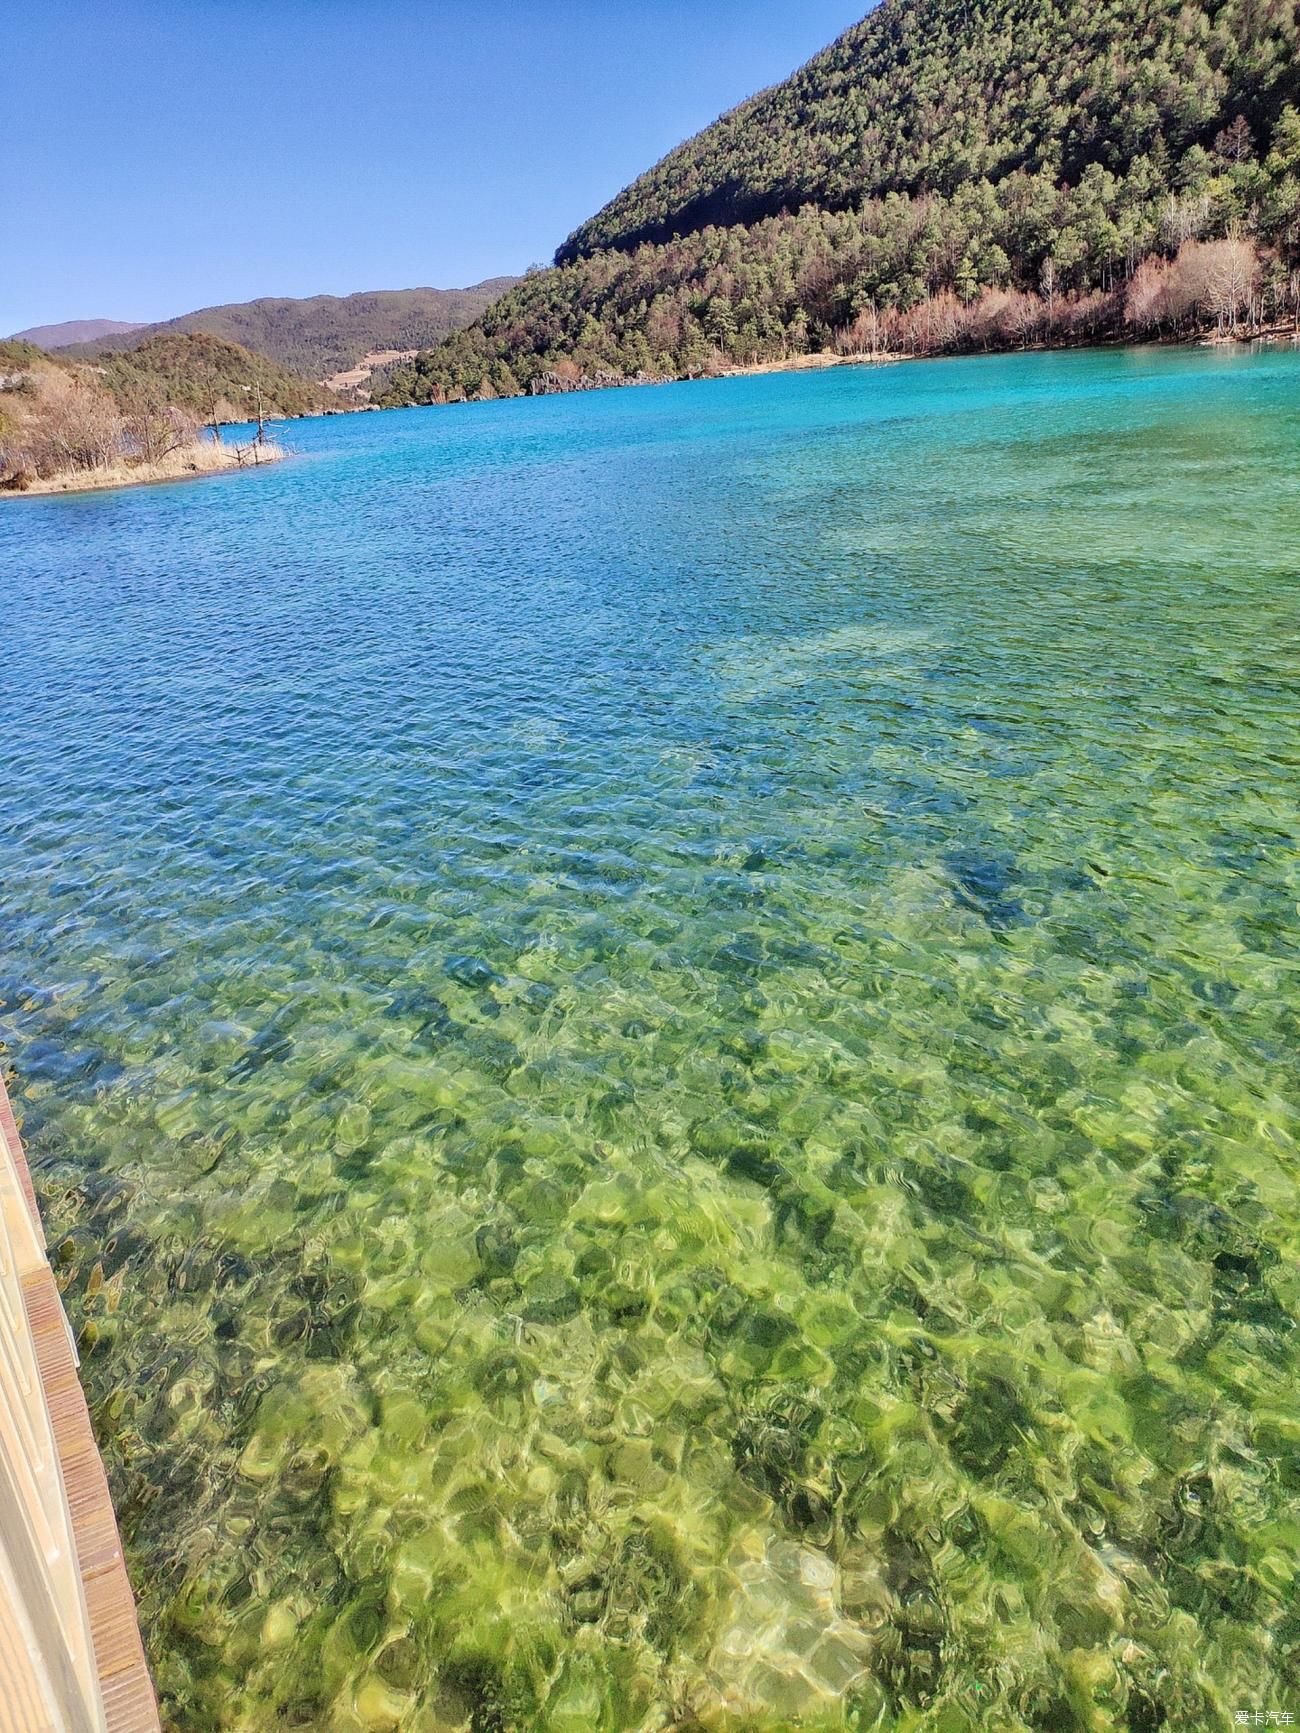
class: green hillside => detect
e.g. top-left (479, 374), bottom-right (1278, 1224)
top-left (76, 282), bottom-right (519, 379)
top-left (559, 0), bottom-right (1298, 260)
top-left (380, 0), bottom-right (1300, 404)
top-left (98, 332), bottom-right (333, 421)
top-left (0, 339), bottom-right (49, 372)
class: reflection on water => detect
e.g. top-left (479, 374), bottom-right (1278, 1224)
top-left (2, 346), bottom-right (1299, 1731)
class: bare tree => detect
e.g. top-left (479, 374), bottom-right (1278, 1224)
top-left (1039, 256), bottom-right (1057, 327)
top-left (926, 290), bottom-right (962, 351)
top-left (1125, 255), bottom-right (1172, 333)
top-left (1214, 114), bottom-right (1255, 166)
top-left (1161, 192), bottom-right (1212, 249)
top-left (1197, 237), bottom-right (1260, 333)
top-left (1127, 239), bottom-right (1262, 336)
top-left (1007, 289), bottom-right (1043, 347)
top-left (119, 380), bottom-right (197, 465)
top-left (32, 372), bottom-right (123, 474)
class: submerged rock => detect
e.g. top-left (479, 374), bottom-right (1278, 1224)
top-left (945, 845), bottom-right (1028, 928)
top-left (707, 1537), bottom-right (873, 1718)
top-left (443, 954), bottom-right (504, 988)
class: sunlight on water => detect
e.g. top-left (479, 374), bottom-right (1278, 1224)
top-left (2, 346), bottom-right (1299, 1731)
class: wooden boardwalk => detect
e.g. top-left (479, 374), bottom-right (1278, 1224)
top-left (0, 1075), bottom-right (160, 1733)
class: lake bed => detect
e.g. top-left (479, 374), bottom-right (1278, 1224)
top-left (2, 346), bottom-right (1298, 1731)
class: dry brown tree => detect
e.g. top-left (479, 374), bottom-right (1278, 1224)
top-left (0, 368), bottom-right (124, 484)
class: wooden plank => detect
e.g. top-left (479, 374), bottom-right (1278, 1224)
top-left (1, 1076), bottom-right (161, 1733)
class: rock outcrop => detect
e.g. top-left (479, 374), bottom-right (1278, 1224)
top-left (528, 369), bottom-right (667, 396)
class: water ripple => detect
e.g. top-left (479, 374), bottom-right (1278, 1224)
top-left (1, 346), bottom-right (1299, 1731)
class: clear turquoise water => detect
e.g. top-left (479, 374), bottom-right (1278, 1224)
top-left (2, 347), bottom-right (1299, 1732)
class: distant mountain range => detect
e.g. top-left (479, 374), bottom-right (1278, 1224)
top-left (29, 282), bottom-right (519, 381)
top-left (13, 318), bottom-right (146, 348)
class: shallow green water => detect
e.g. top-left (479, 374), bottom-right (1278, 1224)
top-left (2, 346), bottom-right (1299, 1731)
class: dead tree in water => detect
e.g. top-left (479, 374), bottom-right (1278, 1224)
top-left (207, 371), bottom-right (222, 446)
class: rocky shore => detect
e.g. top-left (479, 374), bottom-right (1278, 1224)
top-left (527, 367), bottom-right (669, 396)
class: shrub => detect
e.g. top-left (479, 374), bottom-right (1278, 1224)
top-left (0, 368), bottom-right (123, 483)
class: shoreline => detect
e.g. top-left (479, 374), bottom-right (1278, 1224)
top-left (707, 323), bottom-right (1300, 383)
top-left (18, 331), bottom-right (1291, 479)
top-left (712, 349), bottom-right (908, 378)
top-left (2, 437), bottom-right (285, 499)
top-left (380, 324), bottom-right (1300, 410)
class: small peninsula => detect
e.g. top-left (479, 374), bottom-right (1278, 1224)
top-left (0, 335), bottom-right (305, 497)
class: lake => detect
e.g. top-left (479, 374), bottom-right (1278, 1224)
top-left (2, 346), bottom-right (1299, 1731)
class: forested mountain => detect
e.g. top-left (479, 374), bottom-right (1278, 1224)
top-left (379, 0), bottom-right (1300, 405)
top-left (71, 283), bottom-right (518, 379)
top-left (559, 0), bottom-right (1298, 260)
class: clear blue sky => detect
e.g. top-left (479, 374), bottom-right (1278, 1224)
top-left (4, 1), bottom-right (864, 334)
